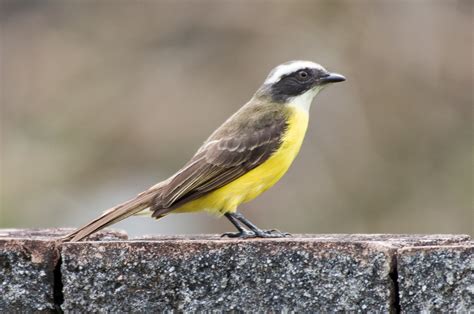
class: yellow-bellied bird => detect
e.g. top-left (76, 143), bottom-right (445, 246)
top-left (63, 61), bottom-right (345, 241)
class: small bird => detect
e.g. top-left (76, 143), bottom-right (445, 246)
top-left (63, 60), bottom-right (345, 242)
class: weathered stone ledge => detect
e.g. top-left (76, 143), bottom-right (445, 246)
top-left (0, 229), bottom-right (472, 312)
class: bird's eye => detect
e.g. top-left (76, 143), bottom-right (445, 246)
top-left (297, 70), bottom-right (309, 80)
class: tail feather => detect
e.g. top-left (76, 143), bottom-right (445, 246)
top-left (62, 183), bottom-right (166, 242)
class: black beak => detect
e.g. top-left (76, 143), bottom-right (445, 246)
top-left (320, 72), bottom-right (346, 84)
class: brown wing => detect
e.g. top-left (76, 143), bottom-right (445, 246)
top-left (151, 104), bottom-right (288, 217)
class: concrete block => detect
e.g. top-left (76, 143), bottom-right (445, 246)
top-left (398, 243), bottom-right (474, 312)
top-left (61, 235), bottom-right (399, 312)
top-left (0, 228), bottom-right (126, 312)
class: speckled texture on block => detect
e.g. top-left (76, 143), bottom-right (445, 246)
top-left (0, 237), bottom-right (59, 312)
top-left (398, 244), bottom-right (474, 312)
top-left (2, 231), bottom-right (471, 312)
top-left (61, 237), bottom-right (397, 312)
top-left (0, 228), bottom-right (126, 312)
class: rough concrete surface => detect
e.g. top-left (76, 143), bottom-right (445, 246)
top-left (398, 243), bottom-right (474, 312)
top-left (61, 237), bottom-right (395, 312)
top-left (1, 230), bottom-right (471, 312)
top-left (60, 234), bottom-right (471, 312)
top-left (0, 228), bottom-right (126, 312)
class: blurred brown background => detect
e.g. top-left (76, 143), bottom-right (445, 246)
top-left (1, 0), bottom-right (472, 236)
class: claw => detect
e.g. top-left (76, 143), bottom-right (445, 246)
top-left (266, 229), bottom-right (291, 237)
top-left (253, 229), bottom-right (291, 238)
top-left (222, 229), bottom-right (291, 239)
top-left (221, 230), bottom-right (256, 238)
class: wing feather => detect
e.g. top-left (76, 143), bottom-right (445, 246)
top-left (151, 103), bottom-right (289, 217)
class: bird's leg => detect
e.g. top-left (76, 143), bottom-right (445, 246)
top-left (221, 212), bottom-right (256, 238)
top-left (234, 212), bottom-right (290, 238)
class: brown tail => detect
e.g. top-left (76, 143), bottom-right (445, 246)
top-left (61, 182), bottom-right (166, 242)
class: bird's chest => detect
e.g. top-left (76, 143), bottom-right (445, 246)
top-left (259, 106), bottom-right (309, 180)
top-left (234, 106), bottom-right (309, 201)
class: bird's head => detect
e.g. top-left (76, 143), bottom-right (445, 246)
top-left (256, 60), bottom-right (345, 110)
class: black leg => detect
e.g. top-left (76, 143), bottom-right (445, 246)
top-left (223, 212), bottom-right (290, 238)
top-left (234, 212), bottom-right (290, 238)
top-left (221, 213), bottom-right (255, 238)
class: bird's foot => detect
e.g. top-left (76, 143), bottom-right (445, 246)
top-left (221, 229), bottom-right (290, 239)
top-left (221, 230), bottom-right (257, 238)
top-left (254, 229), bottom-right (291, 238)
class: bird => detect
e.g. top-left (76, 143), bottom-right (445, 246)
top-left (62, 60), bottom-right (345, 242)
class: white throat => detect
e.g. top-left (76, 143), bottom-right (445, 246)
top-left (287, 86), bottom-right (323, 112)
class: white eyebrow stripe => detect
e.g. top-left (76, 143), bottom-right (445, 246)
top-left (264, 61), bottom-right (325, 85)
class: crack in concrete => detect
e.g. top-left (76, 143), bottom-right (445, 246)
top-left (389, 252), bottom-right (401, 313)
top-left (53, 252), bottom-right (64, 313)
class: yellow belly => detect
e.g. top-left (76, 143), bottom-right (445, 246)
top-left (172, 106), bottom-right (309, 215)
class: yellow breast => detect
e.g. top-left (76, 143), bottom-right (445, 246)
top-left (173, 106), bottom-right (309, 215)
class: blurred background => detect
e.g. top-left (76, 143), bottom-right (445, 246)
top-left (1, 0), bottom-right (472, 237)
